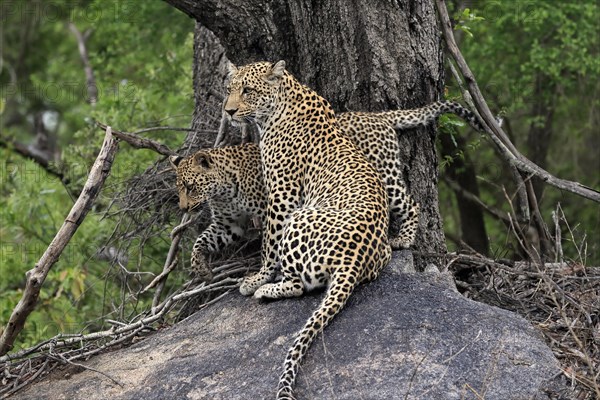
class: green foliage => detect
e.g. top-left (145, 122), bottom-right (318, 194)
top-left (1, 1), bottom-right (194, 349)
top-left (453, 8), bottom-right (485, 37)
top-left (442, 0), bottom-right (599, 262)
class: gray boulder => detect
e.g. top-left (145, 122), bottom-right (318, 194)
top-left (13, 251), bottom-right (566, 400)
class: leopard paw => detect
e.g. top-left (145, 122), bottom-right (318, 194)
top-left (190, 252), bottom-right (213, 282)
top-left (253, 283), bottom-right (274, 299)
top-left (239, 276), bottom-right (263, 296)
top-left (389, 235), bottom-right (413, 250)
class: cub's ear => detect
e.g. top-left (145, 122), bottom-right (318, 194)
top-left (169, 155), bottom-right (183, 169)
top-left (264, 60), bottom-right (286, 83)
top-left (192, 153), bottom-right (212, 169)
top-left (227, 62), bottom-right (239, 79)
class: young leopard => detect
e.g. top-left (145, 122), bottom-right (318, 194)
top-left (170, 144), bottom-right (265, 281)
top-left (172, 100), bottom-right (482, 280)
top-left (224, 60), bottom-right (392, 399)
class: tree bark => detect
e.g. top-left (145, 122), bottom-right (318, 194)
top-left (166, 0), bottom-right (448, 257)
top-left (181, 24), bottom-right (230, 153)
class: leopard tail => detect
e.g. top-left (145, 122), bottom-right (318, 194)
top-left (386, 100), bottom-right (485, 132)
top-left (276, 273), bottom-right (357, 400)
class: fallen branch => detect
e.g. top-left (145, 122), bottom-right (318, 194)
top-left (0, 359), bottom-right (53, 398)
top-left (151, 213), bottom-right (190, 311)
top-left (0, 127), bottom-right (119, 356)
top-left (0, 273), bottom-right (241, 369)
top-left (48, 353), bottom-right (123, 387)
top-left (445, 251), bottom-right (600, 397)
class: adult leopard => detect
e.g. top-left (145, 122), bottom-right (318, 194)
top-left (224, 60), bottom-right (391, 399)
top-left (171, 101), bottom-right (482, 280)
top-left (171, 100), bottom-right (482, 281)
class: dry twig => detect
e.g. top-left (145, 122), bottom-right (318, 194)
top-left (95, 121), bottom-right (176, 156)
top-left (448, 252), bottom-right (599, 398)
top-left (0, 266), bottom-right (245, 395)
top-left (0, 127), bottom-right (119, 356)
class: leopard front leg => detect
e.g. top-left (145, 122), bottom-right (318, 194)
top-left (189, 248), bottom-right (213, 282)
top-left (190, 219), bottom-right (243, 282)
top-left (240, 195), bottom-right (299, 296)
top-left (239, 261), bottom-right (279, 296)
top-left (239, 214), bottom-right (279, 295)
top-left (253, 275), bottom-right (305, 299)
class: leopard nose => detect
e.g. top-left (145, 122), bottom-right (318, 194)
top-left (225, 108), bottom-right (237, 116)
top-left (179, 199), bottom-right (188, 211)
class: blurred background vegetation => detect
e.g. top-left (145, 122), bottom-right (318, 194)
top-left (1, 0), bottom-right (194, 348)
top-left (0, 0), bottom-right (598, 350)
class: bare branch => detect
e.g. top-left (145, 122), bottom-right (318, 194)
top-left (447, 61), bottom-right (530, 223)
top-left (442, 177), bottom-right (511, 224)
top-left (150, 213), bottom-right (191, 311)
top-left (0, 135), bottom-right (67, 183)
top-left (436, 0), bottom-right (600, 204)
top-left (95, 121), bottom-right (176, 156)
top-left (68, 23), bottom-right (97, 106)
top-left (131, 126), bottom-right (196, 135)
top-left (48, 353), bottom-right (123, 387)
top-left (0, 127), bottom-right (119, 356)
top-left (0, 272), bottom-right (242, 365)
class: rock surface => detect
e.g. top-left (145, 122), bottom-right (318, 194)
top-left (13, 251), bottom-right (566, 400)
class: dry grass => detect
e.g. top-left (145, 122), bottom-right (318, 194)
top-left (452, 254), bottom-right (599, 399)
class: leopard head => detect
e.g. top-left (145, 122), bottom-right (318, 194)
top-left (223, 60), bottom-right (286, 125)
top-left (170, 151), bottom-right (230, 212)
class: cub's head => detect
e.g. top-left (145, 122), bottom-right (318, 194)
top-left (223, 60), bottom-right (286, 124)
top-left (170, 150), bottom-right (230, 212)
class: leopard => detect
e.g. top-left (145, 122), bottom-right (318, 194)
top-left (171, 100), bottom-right (483, 281)
top-left (172, 60), bottom-right (483, 398)
top-left (170, 143), bottom-right (265, 282)
top-left (221, 59), bottom-right (392, 400)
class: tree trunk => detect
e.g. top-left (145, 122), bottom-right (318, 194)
top-left (526, 74), bottom-right (556, 201)
top-left (166, 0), bottom-right (447, 260)
top-left (181, 24), bottom-right (229, 153)
top-left (440, 132), bottom-right (489, 255)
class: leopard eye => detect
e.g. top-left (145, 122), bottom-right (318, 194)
top-left (241, 86), bottom-right (254, 96)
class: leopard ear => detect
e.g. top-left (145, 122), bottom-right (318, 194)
top-left (169, 155), bottom-right (183, 169)
top-left (227, 61), bottom-right (238, 79)
top-left (192, 153), bottom-right (212, 169)
top-left (265, 60), bottom-right (285, 83)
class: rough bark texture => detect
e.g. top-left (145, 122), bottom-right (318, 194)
top-left (166, 0), bottom-right (447, 259)
top-left (181, 24), bottom-right (229, 153)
